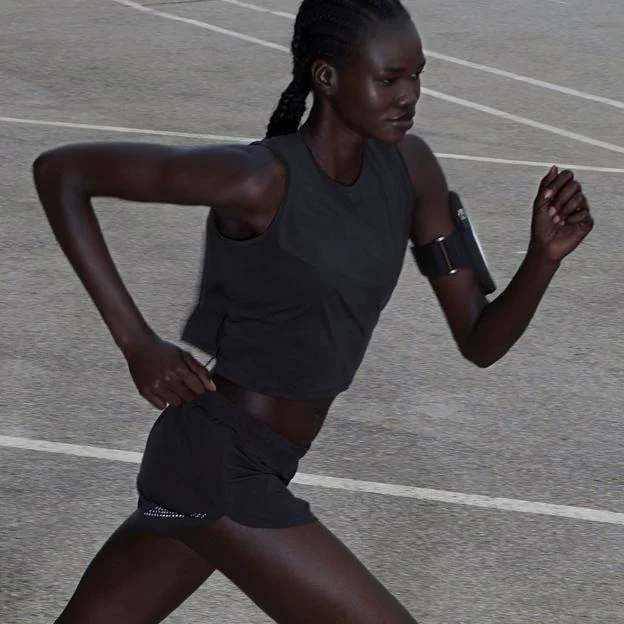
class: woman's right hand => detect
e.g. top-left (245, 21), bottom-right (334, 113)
top-left (122, 333), bottom-right (216, 410)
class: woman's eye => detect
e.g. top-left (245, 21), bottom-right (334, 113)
top-left (379, 72), bottom-right (423, 86)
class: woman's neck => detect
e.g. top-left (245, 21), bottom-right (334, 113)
top-left (300, 105), bottom-right (367, 186)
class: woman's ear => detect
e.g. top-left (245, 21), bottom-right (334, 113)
top-left (310, 59), bottom-right (339, 96)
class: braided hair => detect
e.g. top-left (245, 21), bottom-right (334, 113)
top-left (265, 0), bottom-right (410, 138)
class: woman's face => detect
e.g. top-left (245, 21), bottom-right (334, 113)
top-left (330, 19), bottom-right (426, 144)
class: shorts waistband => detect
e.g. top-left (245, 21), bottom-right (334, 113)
top-left (193, 390), bottom-right (311, 462)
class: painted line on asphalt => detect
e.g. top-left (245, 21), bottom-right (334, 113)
top-left (2, 434), bottom-right (623, 526)
top-left (109, 0), bottom-right (624, 157)
top-left (4, 115), bottom-right (623, 173)
top-left (216, 0), bottom-right (621, 109)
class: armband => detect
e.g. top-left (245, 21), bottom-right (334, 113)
top-left (410, 191), bottom-right (496, 294)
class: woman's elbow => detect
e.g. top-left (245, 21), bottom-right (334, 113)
top-left (32, 149), bottom-right (65, 187)
top-left (459, 343), bottom-right (498, 369)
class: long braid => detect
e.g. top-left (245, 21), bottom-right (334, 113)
top-left (265, 77), bottom-right (309, 139)
top-left (265, 0), bottom-right (410, 138)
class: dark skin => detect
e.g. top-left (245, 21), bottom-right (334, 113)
top-left (36, 17), bottom-right (593, 624)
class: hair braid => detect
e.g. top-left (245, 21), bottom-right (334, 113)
top-left (265, 0), bottom-right (410, 138)
top-left (265, 77), bottom-right (309, 139)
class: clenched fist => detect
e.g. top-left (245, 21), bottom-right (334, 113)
top-left (531, 166), bottom-right (594, 263)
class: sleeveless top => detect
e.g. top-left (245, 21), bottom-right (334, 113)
top-left (181, 132), bottom-right (414, 400)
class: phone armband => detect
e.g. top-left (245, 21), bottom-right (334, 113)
top-left (410, 191), bottom-right (496, 294)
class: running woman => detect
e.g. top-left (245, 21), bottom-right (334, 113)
top-left (33, 1), bottom-right (594, 622)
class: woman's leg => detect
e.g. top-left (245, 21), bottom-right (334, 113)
top-left (175, 516), bottom-right (418, 624)
top-left (55, 517), bottom-right (216, 624)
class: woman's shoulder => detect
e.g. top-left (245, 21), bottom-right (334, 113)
top-left (243, 139), bottom-right (288, 197)
top-left (167, 140), bottom-right (287, 215)
top-left (396, 134), bottom-right (445, 197)
top-left (397, 134), bottom-right (438, 172)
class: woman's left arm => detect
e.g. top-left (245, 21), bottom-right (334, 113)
top-left (399, 135), bottom-right (594, 368)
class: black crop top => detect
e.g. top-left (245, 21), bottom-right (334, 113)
top-left (181, 132), bottom-right (413, 400)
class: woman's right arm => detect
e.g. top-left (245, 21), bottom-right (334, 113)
top-left (32, 141), bottom-right (283, 408)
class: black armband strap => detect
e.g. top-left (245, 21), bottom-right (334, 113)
top-left (410, 191), bottom-right (497, 294)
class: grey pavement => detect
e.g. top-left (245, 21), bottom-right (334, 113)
top-left (1, 0), bottom-right (623, 622)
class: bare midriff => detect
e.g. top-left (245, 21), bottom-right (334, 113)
top-left (212, 374), bottom-right (334, 445)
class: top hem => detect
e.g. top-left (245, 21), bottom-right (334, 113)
top-left (212, 364), bottom-right (350, 402)
top-left (181, 337), bottom-right (351, 401)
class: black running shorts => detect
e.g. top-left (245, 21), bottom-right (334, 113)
top-left (127, 390), bottom-right (316, 530)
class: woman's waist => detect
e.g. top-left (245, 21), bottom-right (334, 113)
top-left (210, 373), bottom-right (334, 445)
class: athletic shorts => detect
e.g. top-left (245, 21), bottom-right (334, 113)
top-left (127, 390), bottom-right (316, 530)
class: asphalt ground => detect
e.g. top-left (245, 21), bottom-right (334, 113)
top-left (1, 0), bottom-right (623, 622)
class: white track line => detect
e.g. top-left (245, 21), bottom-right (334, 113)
top-left (423, 51), bottom-right (619, 109)
top-left (0, 115), bottom-right (256, 142)
top-left (3, 115), bottom-right (623, 173)
top-left (219, 0), bottom-right (622, 110)
top-left (1, 434), bottom-right (623, 526)
top-left (432, 152), bottom-right (624, 173)
top-left (220, 0), bottom-right (293, 15)
top-left (110, 0), bottom-right (624, 157)
top-left (112, 0), bottom-right (289, 51)
top-left (423, 89), bottom-right (624, 155)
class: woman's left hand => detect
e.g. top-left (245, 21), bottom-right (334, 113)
top-left (530, 166), bottom-right (594, 263)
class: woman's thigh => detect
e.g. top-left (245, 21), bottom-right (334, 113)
top-left (175, 516), bottom-right (417, 624)
top-left (55, 517), bottom-right (216, 624)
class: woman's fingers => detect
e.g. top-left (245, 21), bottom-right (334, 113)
top-left (182, 351), bottom-right (217, 391)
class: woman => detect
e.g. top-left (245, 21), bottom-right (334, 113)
top-left (33, 0), bottom-right (593, 622)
